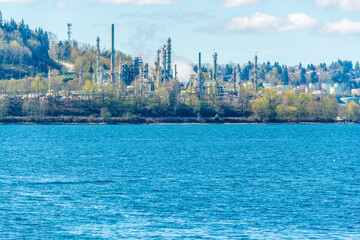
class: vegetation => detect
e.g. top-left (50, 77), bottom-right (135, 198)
top-left (0, 11), bottom-right (59, 79)
top-left (0, 84), bottom-right (351, 124)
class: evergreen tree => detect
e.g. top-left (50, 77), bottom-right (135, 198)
top-left (89, 62), bottom-right (94, 74)
top-left (0, 11), bottom-right (3, 28)
top-left (281, 67), bottom-right (289, 85)
top-left (311, 71), bottom-right (319, 83)
top-left (355, 62), bottom-right (360, 71)
top-left (300, 68), bottom-right (307, 85)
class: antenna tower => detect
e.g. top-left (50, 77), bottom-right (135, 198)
top-left (67, 23), bottom-right (72, 43)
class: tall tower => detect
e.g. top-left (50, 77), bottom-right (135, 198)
top-left (174, 64), bottom-right (178, 81)
top-left (67, 23), bottom-right (72, 43)
top-left (162, 45), bottom-right (167, 81)
top-left (119, 52), bottom-right (122, 87)
top-left (213, 52), bottom-right (218, 81)
top-left (197, 52), bottom-right (202, 94)
top-left (253, 53), bottom-right (258, 95)
top-left (96, 37), bottom-right (100, 86)
top-left (167, 38), bottom-right (172, 79)
top-left (156, 49), bottom-right (161, 87)
top-left (79, 68), bottom-right (83, 91)
top-left (233, 70), bottom-right (237, 91)
top-left (110, 24), bottom-right (115, 83)
top-left (236, 64), bottom-right (241, 92)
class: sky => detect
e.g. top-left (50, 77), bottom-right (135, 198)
top-left (1, 0), bottom-right (360, 72)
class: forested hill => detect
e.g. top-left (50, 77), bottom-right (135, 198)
top-left (0, 11), bottom-right (59, 80)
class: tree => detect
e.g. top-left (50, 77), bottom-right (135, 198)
top-left (283, 90), bottom-right (297, 106)
top-left (240, 63), bottom-right (251, 81)
top-left (346, 101), bottom-right (360, 122)
top-left (83, 80), bottom-right (99, 94)
top-left (0, 97), bottom-right (10, 120)
top-left (252, 97), bottom-right (270, 121)
top-left (321, 94), bottom-right (338, 121)
top-left (276, 104), bottom-right (299, 121)
top-left (31, 76), bottom-right (46, 95)
top-left (355, 62), bottom-right (360, 71)
top-left (270, 67), bottom-right (279, 82)
top-left (300, 68), bottom-right (307, 85)
top-left (263, 88), bottom-right (281, 119)
top-left (89, 64), bottom-right (94, 74)
top-left (298, 92), bottom-right (311, 118)
top-left (281, 67), bottom-right (289, 85)
top-left (311, 71), bottom-right (318, 83)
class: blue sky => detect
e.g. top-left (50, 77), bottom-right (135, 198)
top-left (1, 0), bottom-right (360, 68)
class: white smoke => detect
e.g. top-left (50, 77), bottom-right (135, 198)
top-left (173, 57), bottom-right (194, 83)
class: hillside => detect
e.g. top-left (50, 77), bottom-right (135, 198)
top-left (0, 11), bottom-right (59, 80)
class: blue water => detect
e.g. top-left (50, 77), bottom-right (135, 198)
top-left (0, 125), bottom-right (360, 239)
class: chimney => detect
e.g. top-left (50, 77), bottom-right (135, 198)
top-left (111, 24), bottom-right (115, 83)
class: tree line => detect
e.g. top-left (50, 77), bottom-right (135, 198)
top-left (0, 83), bottom-right (359, 123)
top-left (0, 11), bottom-right (59, 79)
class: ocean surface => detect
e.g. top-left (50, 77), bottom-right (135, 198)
top-left (0, 124), bottom-right (360, 239)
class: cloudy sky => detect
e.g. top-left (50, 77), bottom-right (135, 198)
top-left (1, 0), bottom-right (360, 67)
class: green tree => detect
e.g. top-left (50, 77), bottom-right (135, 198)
top-left (281, 67), bottom-right (289, 85)
top-left (311, 71), bottom-right (319, 84)
top-left (270, 67), bottom-right (280, 82)
top-left (300, 68), bottom-right (307, 85)
top-left (346, 101), bottom-right (360, 122)
top-left (252, 97), bottom-right (270, 121)
top-left (283, 90), bottom-right (297, 106)
top-left (276, 104), bottom-right (299, 121)
top-left (321, 94), bottom-right (338, 121)
top-left (0, 97), bottom-right (10, 120)
top-left (31, 76), bottom-right (46, 95)
top-left (263, 88), bottom-right (281, 120)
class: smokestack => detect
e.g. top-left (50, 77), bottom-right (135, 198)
top-left (253, 53), bottom-right (258, 95)
top-left (175, 64), bottom-right (177, 81)
top-left (111, 24), bottom-right (115, 83)
top-left (167, 38), bottom-right (172, 79)
top-left (213, 52), bottom-right (217, 81)
top-left (198, 52), bottom-right (202, 93)
top-left (163, 45), bottom-right (167, 81)
top-left (79, 68), bottom-right (83, 91)
top-left (96, 37), bottom-right (100, 86)
top-left (119, 52), bottom-right (122, 87)
top-left (156, 49), bottom-right (161, 87)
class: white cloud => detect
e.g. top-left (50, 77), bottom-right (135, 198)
top-left (314, 0), bottom-right (360, 11)
top-left (218, 0), bottom-right (263, 7)
top-left (320, 19), bottom-right (360, 35)
top-left (0, 0), bottom-right (39, 2)
top-left (56, 0), bottom-right (76, 10)
top-left (99, 0), bottom-right (174, 5)
top-left (224, 12), bottom-right (319, 33)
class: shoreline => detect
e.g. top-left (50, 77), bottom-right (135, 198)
top-left (0, 116), bottom-right (352, 125)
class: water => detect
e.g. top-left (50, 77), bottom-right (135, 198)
top-left (0, 124), bottom-right (360, 239)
